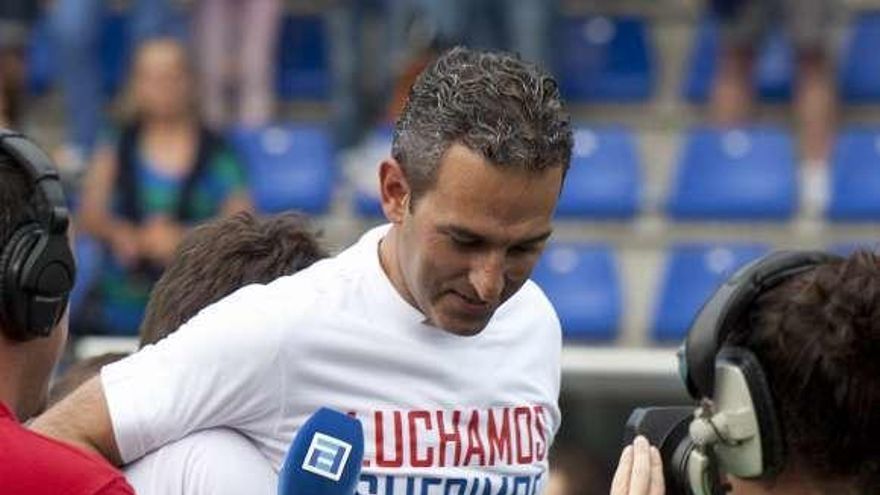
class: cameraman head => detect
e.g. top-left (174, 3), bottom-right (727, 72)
top-left (614, 250), bottom-right (880, 495)
top-left (721, 249), bottom-right (879, 495)
top-left (0, 153), bottom-right (70, 420)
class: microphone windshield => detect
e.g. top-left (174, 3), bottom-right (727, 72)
top-left (278, 407), bottom-right (364, 495)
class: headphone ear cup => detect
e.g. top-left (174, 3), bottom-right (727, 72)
top-left (717, 346), bottom-right (786, 478)
top-left (0, 222), bottom-right (73, 341)
top-left (0, 224), bottom-right (42, 341)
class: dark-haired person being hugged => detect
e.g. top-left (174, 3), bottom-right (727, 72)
top-left (613, 250), bottom-right (880, 495)
top-left (35, 47), bottom-right (573, 494)
top-left (0, 131), bottom-right (133, 494)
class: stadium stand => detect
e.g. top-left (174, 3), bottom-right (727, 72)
top-left (30, 1), bottom-right (880, 475)
top-left (17, 0), bottom-right (880, 356)
top-left (25, 5), bottom-right (189, 97)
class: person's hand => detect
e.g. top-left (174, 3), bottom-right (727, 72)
top-left (139, 217), bottom-right (184, 266)
top-left (610, 436), bottom-right (664, 495)
top-left (109, 223), bottom-right (141, 267)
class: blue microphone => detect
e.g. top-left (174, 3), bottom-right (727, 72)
top-left (278, 407), bottom-right (364, 495)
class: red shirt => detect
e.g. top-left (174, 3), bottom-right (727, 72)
top-left (0, 401), bottom-right (134, 494)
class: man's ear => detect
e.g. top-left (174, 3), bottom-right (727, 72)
top-left (379, 158), bottom-right (411, 224)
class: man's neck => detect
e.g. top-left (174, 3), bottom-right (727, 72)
top-left (0, 345), bottom-right (26, 420)
top-left (378, 226), bottom-right (416, 309)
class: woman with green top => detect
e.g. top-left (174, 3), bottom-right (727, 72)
top-left (77, 37), bottom-right (252, 336)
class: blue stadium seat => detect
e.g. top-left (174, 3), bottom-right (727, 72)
top-left (652, 243), bottom-right (769, 342)
top-left (531, 244), bottom-right (621, 340)
top-left (828, 127), bottom-right (880, 221)
top-left (666, 126), bottom-right (797, 221)
top-left (839, 12), bottom-right (880, 102)
top-left (276, 14), bottom-right (330, 100)
top-left (682, 16), bottom-right (794, 103)
top-left (229, 124), bottom-right (336, 214)
top-left (557, 127), bottom-right (641, 219)
top-left (557, 15), bottom-right (654, 102)
top-left (352, 126), bottom-right (393, 217)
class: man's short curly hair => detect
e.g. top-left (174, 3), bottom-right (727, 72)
top-left (392, 47), bottom-right (573, 202)
top-left (728, 250), bottom-right (880, 494)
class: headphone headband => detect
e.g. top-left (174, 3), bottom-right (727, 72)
top-left (0, 130), bottom-right (69, 234)
top-left (683, 250), bottom-right (842, 399)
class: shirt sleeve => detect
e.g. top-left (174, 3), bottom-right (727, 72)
top-left (101, 283), bottom-right (292, 464)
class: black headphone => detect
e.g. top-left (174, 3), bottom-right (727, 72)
top-left (677, 250), bottom-right (841, 492)
top-left (0, 129), bottom-right (76, 341)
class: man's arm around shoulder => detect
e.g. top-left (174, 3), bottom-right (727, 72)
top-left (31, 376), bottom-right (123, 466)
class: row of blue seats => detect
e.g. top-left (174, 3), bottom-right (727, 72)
top-left (532, 242), bottom-right (876, 342)
top-left (70, 236), bottom-right (874, 340)
top-left (24, 10), bottom-right (880, 102)
top-left (567, 11), bottom-right (880, 102)
top-left (229, 123), bottom-right (880, 222)
top-left (25, 12), bottom-right (329, 99)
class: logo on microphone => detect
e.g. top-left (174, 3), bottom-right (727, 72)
top-left (302, 432), bottom-right (352, 481)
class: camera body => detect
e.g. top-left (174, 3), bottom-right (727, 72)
top-left (624, 406), bottom-right (704, 495)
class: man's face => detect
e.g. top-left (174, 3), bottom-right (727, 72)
top-left (395, 144), bottom-right (562, 336)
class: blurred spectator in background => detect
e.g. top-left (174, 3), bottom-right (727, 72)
top-left (709, 0), bottom-right (837, 166)
top-left (49, 0), bottom-right (172, 173)
top-left (0, 1), bottom-right (39, 128)
top-left (76, 38), bottom-right (251, 336)
top-left (194, 0), bottom-right (281, 128)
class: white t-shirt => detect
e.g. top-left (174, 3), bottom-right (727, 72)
top-left (102, 225), bottom-right (562, 495)
top-left (123, 428), bottom-right (276, 495)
